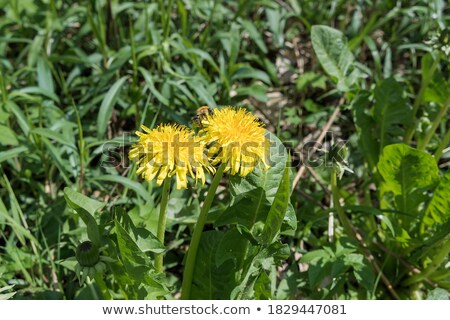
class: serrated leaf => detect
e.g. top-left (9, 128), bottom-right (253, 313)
top-left (424, 172), bottom-right (450, 226)
top-left (97, 76), bottom-right (127, 138)
top-left (373, 78), bottom-right (412, 149)
top-left (378, 144), bottom-right (439, 213)
top-left (190, 231), bottom-right (238, 299)
top-left (378, 144), bottom-right (439, 196)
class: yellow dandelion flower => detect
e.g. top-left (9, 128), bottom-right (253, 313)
top-left (200, 107), bottom-right (270, 176)
top-left (129, 124), bottom-right (213, 189)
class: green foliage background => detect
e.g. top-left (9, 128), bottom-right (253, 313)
top-left (0, 0), bottom-right (449, 300)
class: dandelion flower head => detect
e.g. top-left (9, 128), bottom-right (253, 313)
top-left (129, 124), bottom-right (213, 189)
top-left (200, 107), bottom-right (270, 176)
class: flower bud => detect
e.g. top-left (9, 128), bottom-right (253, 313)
top-left (76, 241), bottom-right (100, 267)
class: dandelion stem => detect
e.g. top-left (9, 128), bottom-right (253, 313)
top-left (181, 163), bottom-right (226, 299)
top-left (155, 178), bottom-right (171, 273)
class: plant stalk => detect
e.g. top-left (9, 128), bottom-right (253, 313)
top-left (94, 274), bottom-right (112, 300)
top-left (155, 178), bottom-right (171, 273)
top-left (417, 95), bottom-right (450, 151)
top-left (404, 55), bottom-right (440, 144)
top-left (181, 163), bottom-right (226, 299)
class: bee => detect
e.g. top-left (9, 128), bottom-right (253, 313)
top-left (192, 106), bottom-right (214, 128)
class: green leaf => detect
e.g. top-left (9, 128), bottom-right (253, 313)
top-left (378, 144), bottom-right (439, 196)
top-left (424, 172), bottom-right (450, 226)
top-left (97, 76), bottom-right (127, 138)
top-left (378, 144), bottom-right (439, 212)
top-left (37, 57), bottom-right (54, 94)
top-left (373, 78), bottom-right (412, 149)
top-left (231, 242), bottom-right (290, 299)
top-left (31, 128), bottom-right (76, 149)
top-left (7, 101), bottom-right (30, 136)
top-left (190, 231), bottom-right (238, 299)
top-left (64, 187), bottom-right (105, 245)
top-left (114, 219), bottom-right (168, 298)
top-left (261, 161), bottom-right (290, 245)
top-left (114, 219), bottom-right (150, 270)
top-left (422, 54), bottom-right (450, 105)
top-left (295, 71), bottom-right (327, 92)
top-left (215, 227), bottom-right (249, 268)
top-left (139, 68), bottom-right (170, 106)
top-left (231, 66), bottom-right (271, 85)
top-left (311, 25), bottom-right (359, 91)
top-left (0, 146), bottom-right (28, 163)
top-left (215, 131), bottom-right (289, 238)
top-left (240, 19), bottom-right (268, 53)
top-left (352, 91), bottom-right (379, 169)
top-left (426, 288), bottom-right (449, 300)
top-left (0, 125), bottom-right (19, 146)
top-left (93, 175), bottom-right (151, 200)
top-left (188, 80), bottom-right (217, 108)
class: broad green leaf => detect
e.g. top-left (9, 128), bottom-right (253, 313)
top-left (114, 219), bottom-right (149, 270)
top-left (424, 172), bottom-right (450, 226)
top-left (311, 25), bottom-right (359, 91)
top-left (64, 187), bottom-right (104, 245)
top-left (190, 231), bottom-right (237, 299)
top-left (215, 131), bottom-right (289, 237)
top-left (378, 144), bottom-right (439, 212)
top-left (97, 76), bottom-right (127, 138)
top-left (373, 78), bottom-right (412, 149)
top-left (231, 242), bottom-right (290, 299)
top-left (261, 161), bottom-right (290, 245)
top-left (114, 220), bottom-right (168, 298)
top-left (378, 144), bottom-right (439, 195)
top-left (215, 227), bottom-right (249, 268)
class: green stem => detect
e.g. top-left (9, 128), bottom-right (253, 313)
top-left (330, 169), bottom-right (354, 237)
top-left (417, 95), bottom-right (450, 151)
top-left (404, 55), bottom-right (440, 144)
top-left (181, 163), bottom-right (226, 299)
top-left (94, 274), bottom-right (112, 300)
top-left (434, 127), bottom-right (450, 162)
top-left (155, 178), bottom-right (171, 273)
top-left (403, 235), bottom-right (450, 286)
